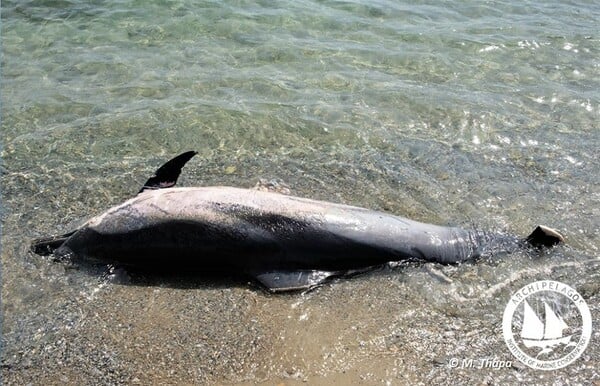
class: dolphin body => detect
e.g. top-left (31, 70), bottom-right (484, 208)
top-left (32, 151), bottom-right (563, 292)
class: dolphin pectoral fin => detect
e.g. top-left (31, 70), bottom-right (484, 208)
top-left (252, 270), bottom-right (337, 292)
top-left (138, 151), bottom-right (198, 193)
top-left (525, 225), bottom-right (564, 248)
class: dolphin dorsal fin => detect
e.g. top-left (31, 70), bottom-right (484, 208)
top-left (138, 151), bottom-right (198, 193)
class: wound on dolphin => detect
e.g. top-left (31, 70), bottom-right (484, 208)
top-left (31, 151), bottom-right (564, 292)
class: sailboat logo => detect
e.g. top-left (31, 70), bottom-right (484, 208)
top-left (502, 280), bottom-right (592, 370)
top-left (520, 300), bottom-right (572, 356)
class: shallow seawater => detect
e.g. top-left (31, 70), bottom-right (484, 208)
top-left (1, 0), bottom-right (599, 384)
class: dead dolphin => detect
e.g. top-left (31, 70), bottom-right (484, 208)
top-left (31, 151), bottom-right (564, 291)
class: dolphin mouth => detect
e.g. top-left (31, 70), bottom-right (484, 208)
top-left (525, 225), bottom-right (564, 248)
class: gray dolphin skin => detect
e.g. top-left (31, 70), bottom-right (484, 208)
top-left (31, 151), bottom-right (564, 292)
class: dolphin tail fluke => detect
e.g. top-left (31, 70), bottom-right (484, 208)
top-left (138, 150), bottom-right (198, 193)
top-left (31, 231), bottom-right (75, 256)
top-left (525, 225), bottom-right (564, 248)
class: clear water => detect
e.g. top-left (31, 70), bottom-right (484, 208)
top-left (2, 0), bottom-right (599, 384)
